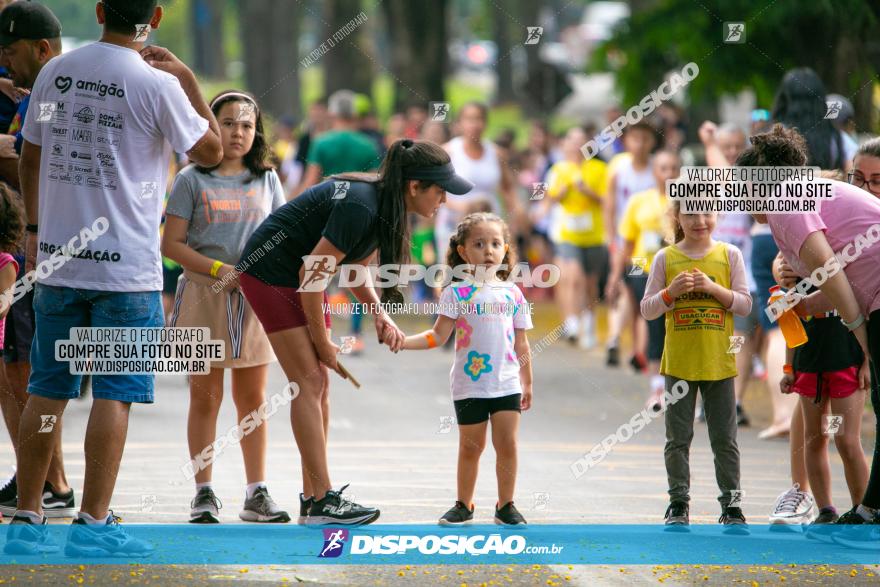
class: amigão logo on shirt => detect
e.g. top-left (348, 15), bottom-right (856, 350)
top-left (54, 75), bottom-right (125, 98)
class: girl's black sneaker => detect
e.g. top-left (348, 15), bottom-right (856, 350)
top-left (494, 501), bottom-right (526, 526)
top-left (664, 501), bottom-right (689, 528)
top-left (719, 506), bottom-right (749, 535)
top-left (439, 501), bottom-right (474, 526)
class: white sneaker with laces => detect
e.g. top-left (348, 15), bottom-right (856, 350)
top-left (768, 483), bottom-right (815, 527)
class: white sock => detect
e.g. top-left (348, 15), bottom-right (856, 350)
top-left (195, 482), bottom-right (212, 490)
top-left (77, 511), bottom-right (111, 525)
top-left (564, 315), bottom-right (578, 335)
top-left (650, 375), bottom-right (665, 392)
top-left (856, 504), bottom-right (877, 520)
top-left (246, 482), bottom-right (267, 499)
top-left (16, 510), bottom-right (42, 524)
top-left (581, 310), bottom-right (594, 335)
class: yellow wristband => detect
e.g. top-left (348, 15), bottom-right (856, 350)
top-left (210, 260), bottom-right (224, 278)
top-left (425, 332), bottom-right (437, 348)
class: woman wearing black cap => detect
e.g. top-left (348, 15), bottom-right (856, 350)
top-left (237, 139), bottom-right (473, 525)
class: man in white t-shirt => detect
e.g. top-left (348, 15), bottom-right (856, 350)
top-left (7, 0), bottom-right (222, 556)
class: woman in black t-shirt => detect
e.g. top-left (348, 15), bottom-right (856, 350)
top-left (238, 139), bottom-right (473, 525)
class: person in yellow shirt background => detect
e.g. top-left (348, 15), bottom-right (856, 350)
top-left (547, 126), bottom-right (609, 349)
top-left (606, 150), bottom-right (681, 410)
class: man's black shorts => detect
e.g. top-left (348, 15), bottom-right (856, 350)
top-left (453, 393), bottom-right (522, 425)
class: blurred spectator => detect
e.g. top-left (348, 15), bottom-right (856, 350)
top-left (772, 68), bottom-right (854, 171)
top-left (355, 93), bottom-right (386, 158)
top-left (385, 113), bottom-right (407, 149)
top-left (435, 102), bottom-right (522, 262)
top-left (294, 89), bottom-right (380, 197)
top-left (404, 102), bottom-right (428, 139)
top-left (293, 95), bottom-right (329, 180)
top-left (420, 120), bottom-right (451, 146)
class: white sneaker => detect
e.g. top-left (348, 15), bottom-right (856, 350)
top-left (752, 355), bottom-right (767, 380)
top-left (578, 332), bottom-right (596, 350)
top-left (563, 316), bottom-right (579, 343)
top-left (768, 484), bottom-right (815, 528)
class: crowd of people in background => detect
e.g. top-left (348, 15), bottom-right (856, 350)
top-left (198, 64), bottom-right (879, 536)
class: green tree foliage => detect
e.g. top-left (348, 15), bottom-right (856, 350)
top-left (594, 0), bottom-right (878, 126)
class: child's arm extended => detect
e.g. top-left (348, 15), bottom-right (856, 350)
top-left (514, 328), bottom-right (532, 410)
top-left (641, 250), bottom-right (692, 320)
top-left (402, 315), bottom-right (456, 350)
top-left (692, 247), bottom-right (752, 316)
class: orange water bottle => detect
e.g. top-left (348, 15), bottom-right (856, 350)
top-left (767, 286), bottom-right (808, 348)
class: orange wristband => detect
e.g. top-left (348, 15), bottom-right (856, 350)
top-left (425, 332), bottom-right (437, 348)
top-left (661, 288), bottom-right (673, 306)
top-left (783, 364), bottom-right (794, 375)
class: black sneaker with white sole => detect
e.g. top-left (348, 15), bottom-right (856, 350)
top-left (307, 484), bottom-right (379, 526)
top-left (494, 501), bottom-right (526, 526)
top-left (805, 508), bottom-right (841, 542)
top-left (664, 501), bottom-right (689, 530)
top-left (3, 514), bottom-right (59, 555)
top-left (0, 475), bottom-right (16, 517)
top-left (439, 501), bottom-right (474, 526)
top-left (0, 481), bottom-right (76, 518)
top-left (239, 487), bottom-right (290, 523)
top-left (65, 512), bottom-right (154, 558)
top-left (719, 506), bottom-right (749, 535)
top-left (298, 494), bottom-right (314, 525)
top-left (42, 482), bottom-right (76, 518)
top-left (189, 487), bottom-right (221, 524)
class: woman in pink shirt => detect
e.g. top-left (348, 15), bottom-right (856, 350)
top-left (737, 125), bottom-right (880, 536)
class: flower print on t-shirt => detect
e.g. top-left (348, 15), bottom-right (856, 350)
top-left (455, 318), bottom-right (473, 349)
top-left (464, 350), bottom-right (493, 382)
top-left (438, 281), bottom-right (533, 400)
top-left (505, 326), bottom-right (516, 363)
top-left (453, 284), bottom-right (479, 303)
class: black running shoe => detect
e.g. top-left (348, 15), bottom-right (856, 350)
top-left (298, 494), bottom-right (314, 525)
top-left (835, 507), bottom-right (868, 525)
top-left (494, 501), bottom-right (526, 526)
top-left (307, 485), bottom-right (380, 526)
top-left (3, 514), bottom-right (58, 555)
top-left (664, 501), bottom-right (689, 529)
top-left (736, 404), bottom-right (750, 427)
top-left (42, 481), bottom-right (76, 518)
top-left (806, 508), bottom-right (841, 543)
top-left (189, 487), bottom-right (221, 524)
top-left (719, 506), bottom-right (749, 535)
top-left (439, 501), bottom-right (474, 526)
top-left (0, 474), bottom-right (17, 516)
top-left (65, 512), bottom-right (154, 557)
top-left (606, 345), bottom-right (620, 367)
top-left (1, 479), bottom-right (75, 518)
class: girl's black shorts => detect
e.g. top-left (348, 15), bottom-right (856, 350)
top-left (453, 393), bottom-right (522, 425)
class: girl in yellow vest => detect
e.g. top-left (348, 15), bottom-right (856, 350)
top-left (641, 200), bottom-right (752, 529)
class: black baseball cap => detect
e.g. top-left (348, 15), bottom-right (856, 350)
top-left (403, 162), bottom-right (474, 195)
top-left (0, 1), bottom-right (62, 47)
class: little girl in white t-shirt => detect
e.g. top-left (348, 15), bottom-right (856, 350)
top-left (403, 212), bottom-right (534, 526)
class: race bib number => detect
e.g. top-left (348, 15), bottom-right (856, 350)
top-left (565, 213), bottom-right (593, 233)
